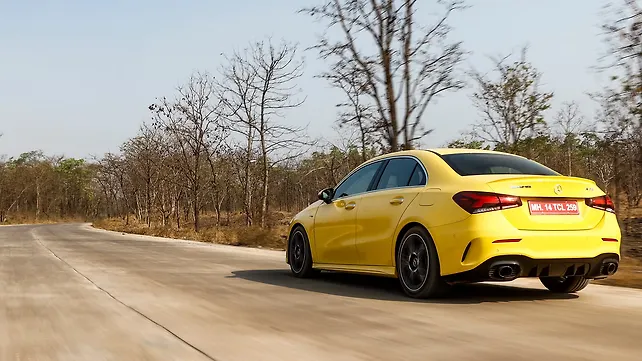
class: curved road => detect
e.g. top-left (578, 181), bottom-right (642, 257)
top-left (1, 223), bottom-right (641, 360)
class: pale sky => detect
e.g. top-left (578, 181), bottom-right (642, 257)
top-left (0, 0), bottom-right (611, 159)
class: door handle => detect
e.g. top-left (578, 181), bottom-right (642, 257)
top-left (345, 202), bottom-right (356, 210)
top-left (390, 197), bottom-right (404, 205)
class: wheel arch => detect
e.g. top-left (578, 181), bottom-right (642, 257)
top-left (286, 223), bottom-right (305, 265)
top-left (393, 222), bottom-right (441, 275)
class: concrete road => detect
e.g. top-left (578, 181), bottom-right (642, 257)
top-left (1, 224), bottom-right (641, 361)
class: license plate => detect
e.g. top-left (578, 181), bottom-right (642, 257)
top-left (528, 200), bottom-right (579, 215)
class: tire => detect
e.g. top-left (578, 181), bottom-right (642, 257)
top-left (396, 226), bottom-right (449, 298)
top-left (287, 226), bottom-right (318, 278)
top-left (539, 276), bottom-right (590, 293)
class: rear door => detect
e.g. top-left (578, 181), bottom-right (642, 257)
top-left (355, 157), bottom-right (427, 266)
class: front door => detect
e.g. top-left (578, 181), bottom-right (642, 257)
top-left (314, 160), bottom-right (384, 265)
top-left (355, 157), bottom-right (427, 266)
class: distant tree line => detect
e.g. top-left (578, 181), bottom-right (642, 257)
top-left (0, 0), bottom-right (639, 236)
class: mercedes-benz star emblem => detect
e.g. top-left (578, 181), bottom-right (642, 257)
top-left (554, 184), bottom-right (563, 195)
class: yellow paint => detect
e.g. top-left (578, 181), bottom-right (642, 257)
top-left (287, 149), bottom-right (622, 278)
top-left (313, 195), bottom-right (361, 264)
top-left (355, 187), bottom-right (421, 265)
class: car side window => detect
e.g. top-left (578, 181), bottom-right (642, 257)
top-left (407, 163), bottom-right (427, 186)
top-left (376, 158), bottom-right (423, 190)
top-left (333, 161), bottom-right (382, 199)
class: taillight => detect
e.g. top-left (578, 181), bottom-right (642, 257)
top-left (586, 195), bottom-right (615, 213)
top-left (452, 191), bottom-right (522, 214)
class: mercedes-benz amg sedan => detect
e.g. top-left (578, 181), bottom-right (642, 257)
top-left (286, 149), bottom-right (621, 298)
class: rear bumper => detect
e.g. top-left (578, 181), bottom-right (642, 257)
top-left (429, 211), bottom-right (622, 276)
top-left (442, 253), bottom-right (620, 284)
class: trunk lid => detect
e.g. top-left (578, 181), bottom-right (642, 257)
top-left (484, 175), bottom-right (606, 231)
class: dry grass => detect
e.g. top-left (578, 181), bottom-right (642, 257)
top-left (0, 214), bottom-right (87, 226)
top-left (92, 212), bottom-right (291, 251)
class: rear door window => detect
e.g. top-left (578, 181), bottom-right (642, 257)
top-left (376, 158), bottom-right (425, 190)
top-left (407, 164), bottom-right (427, 186)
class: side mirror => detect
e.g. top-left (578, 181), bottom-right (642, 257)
top-left (317, 188), bottom-right (334, 204)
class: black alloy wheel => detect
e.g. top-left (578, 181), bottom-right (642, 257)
top-left (288, 226), bottom-right (316, 278)
top-left (396, 226), bottom-right (449, 298)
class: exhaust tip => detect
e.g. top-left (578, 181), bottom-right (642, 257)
top-left (498, 265), bottom-right (514, 278)
top-left (606, 262), bottom-right (618, 275)
top-left (489, 263), bottom-right (521, 281)
top-left (601, 261), bottom-right (619, 276)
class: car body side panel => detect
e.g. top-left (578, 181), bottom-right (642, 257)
top-left (313, 196), bottom-right (361, 264)
top-left (355, 188), bottom-right (421, 266)
top-left (287, 200), bottom-right (322, 263)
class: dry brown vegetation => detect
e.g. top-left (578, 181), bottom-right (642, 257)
top-left (597, 206), bottom-right (642, 288)
top-left (92, 211), bottom-right (293, 251)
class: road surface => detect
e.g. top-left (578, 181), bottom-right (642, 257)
top-left (0, 223), bottom-right (641, 361)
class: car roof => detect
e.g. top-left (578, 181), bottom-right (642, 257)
top-left (367, 148), bottom-right (516, 161)
top-left (426, 148), bottom-right (510, 156)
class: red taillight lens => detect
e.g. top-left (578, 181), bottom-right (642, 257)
top-left (586, 195), bottom-right (615, 213)
top-left (452, 191), bottom-right (522, 214)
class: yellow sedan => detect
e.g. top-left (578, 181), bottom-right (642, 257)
top-left (286, 149), bottom-right (622, 298)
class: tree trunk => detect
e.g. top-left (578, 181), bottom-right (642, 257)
top-left (146, 178), bottom-right (151, 227)
top-left (161, 190), bottom-right (167, 227)
top-left (261, 164), bottom-right (269, 228)
top-left (36, 181), bottom-right (41, 220)
top-left (184, 199), bottom-right (191, 225)
top-left (193, 187), bottom-right (200, 233)
top-left (260, 129), bottom-right (269, 228)
top-left (175, 192), bottom-right (181, 230)
top-left (243, 129), bottom-right (254, 227)
top-left (567, 145), bottom-right (572, 176)
top-left (381, 4), bottom-right (399, 151)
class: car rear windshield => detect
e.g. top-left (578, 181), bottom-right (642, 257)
top-left (440, 153), bottom-right (559, 176)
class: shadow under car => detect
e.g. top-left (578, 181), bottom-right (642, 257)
top-left (229, 269), bottom-right (579, 304)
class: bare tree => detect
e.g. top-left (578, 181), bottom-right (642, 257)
top-left (120, 123), bottom-right (164, 227)
top-left (220, 38), bottom-right (310, 227)
top-left (218, 46), bottom-right (261, 226)
top-left (324, 60), bottom-right (377, 161)
top-left (554, 101), bottom-right (586, 176)
top-left (252, 39), bottom-right (311, 227)
top-left (149, 71), bottom-right (225, 232)
top-left (301, 0), bottom-right (467, 151)
top-left (470, 47), bottom-right (554, 151)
